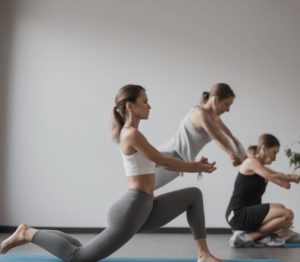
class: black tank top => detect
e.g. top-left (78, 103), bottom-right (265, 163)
top-left (227, 172), bottom-right (267, 212)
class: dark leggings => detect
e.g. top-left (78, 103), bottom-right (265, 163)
top-left (32, 187), bottom-right (206, 262)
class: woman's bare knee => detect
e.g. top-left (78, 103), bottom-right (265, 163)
top-left (285, 209), bottom-right (294, 222)
top-left (270, 203), bottom-right (285, 210)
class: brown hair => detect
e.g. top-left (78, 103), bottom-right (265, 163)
top-left (110, 84), bottom-right (146, 141)
top-left (248, 134), bottom-right (280, 155)
top-left (200, 83), bottom-right (235, 105)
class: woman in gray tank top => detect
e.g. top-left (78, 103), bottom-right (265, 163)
top-left (155, 83), bottom-right (247, 189)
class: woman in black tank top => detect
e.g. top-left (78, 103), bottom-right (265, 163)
top-left (226, 134), bottom-right (300, 248)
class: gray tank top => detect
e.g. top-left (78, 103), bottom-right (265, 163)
top-left (158, 104), bottom-right (212, 162)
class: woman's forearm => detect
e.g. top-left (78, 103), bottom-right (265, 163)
top-left (271, 172), bottom-right (293, 182)
top-left (162, 165), bottom-right (198, 172)
top-left (269, 176), bottom-right (291, 189)
top-left (161, 156), bottom-right (198, 173)
top-left (213, 135), bottom-right (234, 155)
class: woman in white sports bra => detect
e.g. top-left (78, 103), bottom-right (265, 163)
top-left (1, 84), bottom-right (223, 262)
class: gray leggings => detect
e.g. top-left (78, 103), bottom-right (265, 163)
top-left (154, 150), bottom-right (181, 190)
top-left (32, 187), bottom-right (206, 262)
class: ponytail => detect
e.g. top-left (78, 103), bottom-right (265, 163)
top-left (110, 106), bottom-right (125, 141)
top-left (200, 91), bottom-right (210, 105)
top-left (110, 84), bottom-right (145, 141)
top-left (248, 145), bottom-right (258, 155)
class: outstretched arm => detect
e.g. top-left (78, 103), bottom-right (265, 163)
top-left (215, 115), bottom-right (239, 145)
top-left (247, 158), bottom-right (300, 189)
top-left (123, 128), bottom-right (216, 174)
top-left (162, 156), bottom-right (216, 173)
top-left (193, 109), bottom-right (241, 166)
top-left (264, 166), bottom-right (300, 183)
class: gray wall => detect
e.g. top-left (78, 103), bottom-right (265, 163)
top-left (1, 0), bottom-right (300, 230)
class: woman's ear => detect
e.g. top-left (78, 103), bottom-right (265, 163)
top-left (261, 145), bottom-right (266, 156)
top-left (213, 96), bottom-right (219, 105)
top-left (126, 102), bottom-right (133, 111)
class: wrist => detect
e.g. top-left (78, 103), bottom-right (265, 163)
top-left (229, 151), bottom-right (235, 157)
top-left (195, 162), bottom-right (200, 171)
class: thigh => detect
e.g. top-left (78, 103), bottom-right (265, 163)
top-left (230, 204), bottom-right (270, 231)
top-left (138, 187), bottom-right (202, 233)
top-left (261, 203), bottom-right (287, 225)
top-left (76, 191), bottom-right (153, 262)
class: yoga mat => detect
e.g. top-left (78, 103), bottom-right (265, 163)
top-left (284, 242), bottom-right (300, 248)
top-left (0, 254), bottom-right (282, 262)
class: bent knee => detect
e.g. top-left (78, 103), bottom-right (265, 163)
top-left (285, 209), bottom-right (294, 222)
top-left (270, 203), bottom-right (286, 210)
top-left (187, 187), bottom-right (203, 198)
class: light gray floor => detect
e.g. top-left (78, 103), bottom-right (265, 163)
top-left (0, 233), bottom-right (299, 262)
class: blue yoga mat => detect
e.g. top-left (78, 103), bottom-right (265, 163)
top-left (0, 254), bottom-right (282, 262)
top-left (284, 242), bottom-right (300, 247)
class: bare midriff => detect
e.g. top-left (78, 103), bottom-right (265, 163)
top-left (127, 173), bottom-right (155, 197)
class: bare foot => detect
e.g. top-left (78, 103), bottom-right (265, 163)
top-left (198, 253), bottom-right (224, 262)
top-left (0, 224), bottom-right (30, 254)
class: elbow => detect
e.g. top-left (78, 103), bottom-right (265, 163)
top-left (284, 182), bottom-right (291, 189)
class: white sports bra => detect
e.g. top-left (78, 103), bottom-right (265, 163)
top-left (120, 126), bottom-right (156, 176)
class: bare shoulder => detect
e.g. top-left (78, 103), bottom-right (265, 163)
top-left (240, 157), bottom-right (260, 174)
top-left (121, 128), bottom-right (146, 144)
top-left (242, 157), bottom-right (261, 167)
top-left (190, 107), bottom-right (208, 125)
top-left (192, 107), bottom-right (206, 118)
top-left (189, 108), bottom-right (206, 129)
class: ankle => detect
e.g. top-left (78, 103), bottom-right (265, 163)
top-left (277, 229), bottom-right (290, 238)
top-left (18, 224), bottom-right (32, 241)
top-left (249, 232), bottom-right (261, 240)
top-left (198, 251), bottom-right (210, 259)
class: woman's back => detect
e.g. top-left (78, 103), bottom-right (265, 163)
top-left (158, 104), bottom-right (212, 163)
top-left (227, 172), bottom-right (267, 212)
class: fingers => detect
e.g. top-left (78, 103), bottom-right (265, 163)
top-left (232, 161), bottom-right (239, 167)
top-left (231, 159), bottom-right (242, 166)
top-left (210, 161), bottom-right (216, 166)
top-left (199, 156), bottom-right (208, 162)
top-left (201, 162), bottom-right (217, 173)
top-left (197, 156), bottom-right (217, 173)
top-left (207, 167), bottom-right (217, 173)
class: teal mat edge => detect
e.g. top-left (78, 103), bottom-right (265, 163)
top-left (0, 254), bottom-right (282, 262)
top-left (284, 242), bottom-right (300, 247)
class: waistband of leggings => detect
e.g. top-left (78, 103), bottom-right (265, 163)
top-left (124, 189), bottom-right (153, 201)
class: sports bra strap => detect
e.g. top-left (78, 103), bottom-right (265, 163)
top-left (120, 125), bottom-right (134, 136)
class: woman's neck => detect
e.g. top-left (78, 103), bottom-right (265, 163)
top-left (255, 153), bottom-right (265, 164)
top-left (124, 118), bottom-right (140, 129)
top-left (203, 101), bottom-right (216, 116)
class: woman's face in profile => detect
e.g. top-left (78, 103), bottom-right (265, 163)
top-left (263, 146), bottom-right (280, 165)
top-left (215, 96), bottom-right (234, 115)
top-left (132, 90), bottom-right (151, 120)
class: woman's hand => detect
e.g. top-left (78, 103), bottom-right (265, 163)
top-left (287, 174), bottom-right (300, 184)
top-left (229, 152), bottom-right (242, 166)
top-left (196, 156), bottom-right (217, 173)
